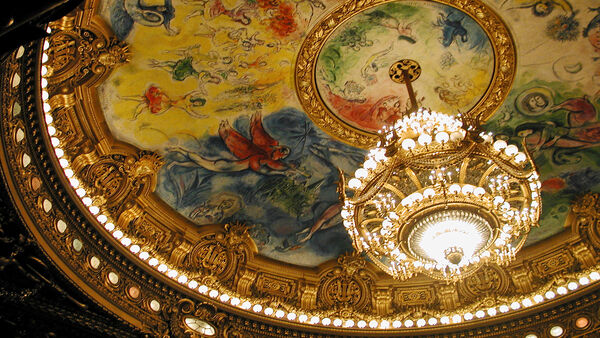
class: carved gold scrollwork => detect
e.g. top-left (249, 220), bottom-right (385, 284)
top-left (393, 287), bottom-right (436, 309)
top-left (127, 219), bottom-right (182, 260)
top-left (49, 105), bottom-right (88, 156)
top-left (236, 268), bottom-right (257, 297)
top-left (438, 285), bottom-right (460, 310)
top-left (84, 155), bottom-right (127, 201)
top-left (184, 223), bottom-right (256, 286)
top-left (46, 22), bottom-right (129, 89)
top-left (572, 193), bottom-right (600, 250)
top-left (299, 283), bottom-right (318, 310)
top-left (46, 30), bottom-right (80, 83)
top-left (72, 149), bottom-right (163, 215)
top-left (254, 273), bottom-right (297, 300)
top-left (190, 240), bottom-right (231, 276)
top-left (571, 242), bottom-right (597, 268)
top-left (509, 266), bottom-right (535, 294)
top-left (317, 253), bottom-right (372, 313)
top-left (373, 288), bottom-right (392, 315)
top-left (458, 265), bottom-right (510, 300)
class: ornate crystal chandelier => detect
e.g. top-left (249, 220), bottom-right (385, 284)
top-left (339, 60), bottom-right (542, 282)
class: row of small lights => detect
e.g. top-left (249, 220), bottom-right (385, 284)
top-left (38, 32), bottom-right (600, 330)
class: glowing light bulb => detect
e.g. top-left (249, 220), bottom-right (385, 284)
top-left (418, 134), bottom-right (432, 145)
top-left (402, 138), bottom-right (416, 150)
top-left (435, 132), bottom-right (449, 143)
top-left (493, 139), bottom-right (507, 151)
top-left (348, 178), bottom-right (362, 189)
top-left (355, 168), bottom-right (368, 179)
top-left (504, 144), bottom-right (518, 156)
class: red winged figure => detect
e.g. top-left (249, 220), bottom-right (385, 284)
top-left (168, 112), bottom-right (301, 175)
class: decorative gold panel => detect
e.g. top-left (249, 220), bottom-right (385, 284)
top-left (254, 273), bottom-right (297, 300)
top-left (393, 287), bottom-right (435, 307)
top-left (531, 250), bottom-right (576, 277)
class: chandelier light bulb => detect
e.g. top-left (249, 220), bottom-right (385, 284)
top-left (355, 168), bottom-right (368, 179)
top-left (504, 144), bottom-right (519, 156)
top-left (448, 184), bottom-right (461, 194)
top-left (450, 130), bottom-right (464, 142)
top-left (514, 152), bottom-right (527, 163)
top-left (364, 159), bottom-right (377, 170)
top-left (402, 138), bottom-right (416, 150)
top-left (435, 131), bottom-right (449, 143)
top-left (461, 185), bottom-right (475, 195)
top-left (423, 188), bottom-right (435, 198)
top-left (348, 178), bottom-right (362, 190)
top-left (418, 133), bottom-right (432, 145)
top-left (493, 139), bottom-right (507, 151)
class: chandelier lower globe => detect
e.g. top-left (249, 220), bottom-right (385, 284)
top-left (339, 109), bottom-right (541, 282)
top-left (409, 209), bottom-right (493, 267)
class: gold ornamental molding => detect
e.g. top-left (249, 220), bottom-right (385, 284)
top-left (3, 0), bottom-right (600, 335)
top-left (294, 0), bottom-right (516, 148)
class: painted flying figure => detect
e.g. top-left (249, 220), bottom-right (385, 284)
top-left (164, 44), bottom-right (239, 68)
top-left (365, 10), bottom-right (417, 43)
top-left (516, 96), bottom-right (600, 164)
top-left (292, 0), bottom-right (326, 25)
top-left (149, 57), bottom-right (222, 84)
top-left (184, 0), bottom-right (255, 25)
top-left (121, 85), bottom-right (208, 119)
top-left (110, 0), bottom-right (179, 40)
top-left (360, 44), bottom-right (394, 84)
top-left (554, 96), bottom-right (598, 127)
top-left (435, 12), bottom-right (468, 47)
top-left (434, 10), bottom-right (489, 51)
top-left (278, 143), bottom-right (366, 251)
top-left (168, 112), bottom-right (304, 175)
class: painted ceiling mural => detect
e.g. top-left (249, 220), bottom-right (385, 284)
top-left (485, 0), bottom-right (600, 244)
top-left (316, 1), bottom-right (494, 132)
top-left (98, 0), bottom-right (600, 267)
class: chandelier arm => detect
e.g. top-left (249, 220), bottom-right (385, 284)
top-left (475, 144), bottom-right (534, 180)
top-left (402, 143), bottom-right (476, 170)
top-left (520, 137), bottom-right (540, 176)
top-left (337, 168), bottom-right (347, 202)
top-left (403, 167), bottom-right (422, 191)
top-left (348, 166), bottom-right (395, 205)
top-left (382, 182), bottom-right (407, 200)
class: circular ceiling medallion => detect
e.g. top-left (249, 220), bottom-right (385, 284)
top-left (388, 59), bottom-right (422, 84)
top-left (295, 0), bottom-right (516, 148)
